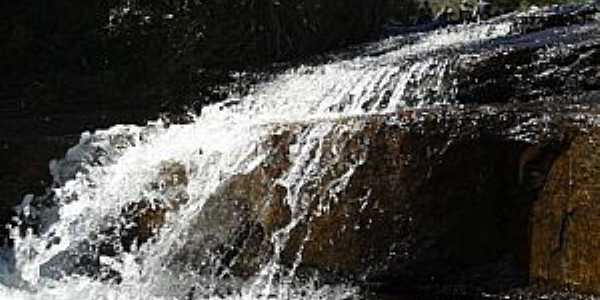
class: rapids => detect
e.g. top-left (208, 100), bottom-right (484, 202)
top-left (1, 3), bottom-right (599, 299)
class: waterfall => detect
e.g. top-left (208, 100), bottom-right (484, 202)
top-left (1, 5), bottom-right (599, 299)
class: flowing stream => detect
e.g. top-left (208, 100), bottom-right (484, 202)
top-left (1, 4), bottom-right (599, 299)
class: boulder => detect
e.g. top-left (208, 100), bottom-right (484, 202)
top-left (18, 106), bottom-right (600, 296)
top-left (172, 109), bottom-right (583, 290)
top-left (530, 128), bottom-right (600, 294)
top-left (27, 106), bottom-right (600, 295)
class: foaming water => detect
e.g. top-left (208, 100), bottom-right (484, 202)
top-left (0, 277), bottom-right (358, 300)
top-left (1, 9), bottom-right (596, 299)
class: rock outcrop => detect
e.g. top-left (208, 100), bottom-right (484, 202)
top-left (530, 128), bottom-right (600, 294)
top-left (452, 25), bottom-right (600, 105)
top-left (11, 109), bottom-right (600, 295)
top-left (164, 108), bottom-right (600, 293)
top-left (5, 4), bottom-right (600, 296)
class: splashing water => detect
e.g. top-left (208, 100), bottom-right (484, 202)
top-left (1, 9), bottom-right (598, 299)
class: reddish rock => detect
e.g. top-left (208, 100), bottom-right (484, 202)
top-left (530, 128), bottom-right (600, 294)
top-left (179, 111), bottom-right (561, 288)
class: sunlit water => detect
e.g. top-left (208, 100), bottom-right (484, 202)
top-left (1, 6), bottom-right (599, 300)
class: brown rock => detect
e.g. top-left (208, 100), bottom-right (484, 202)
top-left (119, 160), bottom-right (189, 251)
top-left (281, 117), bottom-right (532, 281)
top-left (179, 111), bottom-right (565, 287)
top-left (169, 129), bottom-right (296, 276)
top-left (530, 128), bottom-right (600, 294)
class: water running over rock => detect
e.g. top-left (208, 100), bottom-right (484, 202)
top-left (2, 3), bottom-right (600, 299)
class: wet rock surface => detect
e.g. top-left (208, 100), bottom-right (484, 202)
top-left (33, 160), bottom-right (191, 281)
top-left (4, 4), bottom-right (600, 298)
top-left (453, 24), bottom-right (600, 105)
top-left (118, 160), bottom-right (190, 251)
top-left (163, 106), bottom-right (600, 294)
top-left (530, 127), bottom-right (600, 294)
top-left (0, 111), bottom-right (161, 247)
top-left (8, 106), bottom-right (600, 297)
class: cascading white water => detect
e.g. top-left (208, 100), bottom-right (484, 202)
top-left (0, 11), bottom-right (578, 299)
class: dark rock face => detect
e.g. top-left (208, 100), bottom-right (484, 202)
top-left (42, 108), bottom-right (600, 294)
top-left (463, 51), bottom-right (599, 104)
top-left (453, 33), bottom-right (600, 105)
top-left (168, 131), bottom-right (296, 277)
top-left (530, 128), bottom-right (600, 294)
top-left (121, 103), bottom-right (599, 295)
top-left (445, 3), bottom-right (600, 106)
top-left (164, 110), bottom-right (585, 291)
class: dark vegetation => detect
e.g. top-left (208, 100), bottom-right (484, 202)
top-left (1, 0), bottom-right (579, 119)
top-left (1, 0), bottom-right (410, 120)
